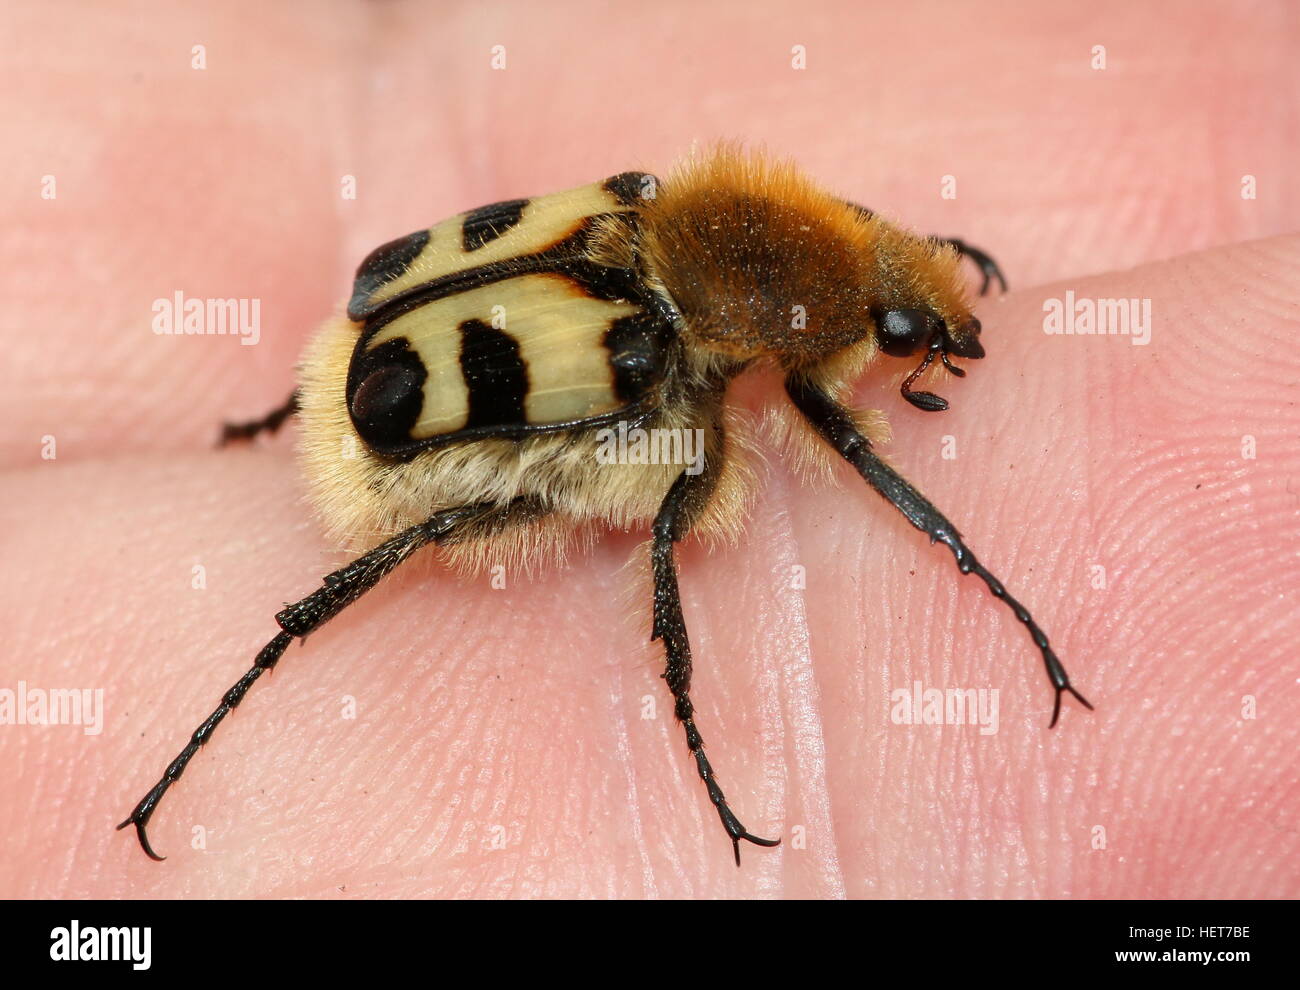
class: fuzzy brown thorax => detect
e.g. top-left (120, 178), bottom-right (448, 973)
top-left (635, 149), bottom-right (976, 370)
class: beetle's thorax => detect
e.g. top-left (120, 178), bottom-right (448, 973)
top-left (632, 152), bottom-right (879, 370)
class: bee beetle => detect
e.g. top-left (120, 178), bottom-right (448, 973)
top-left (120, 147), bottom-right (1091, 866)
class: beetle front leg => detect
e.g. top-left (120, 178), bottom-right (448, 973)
top-left (938, 238), bottom-right (1008, 296)
top-left (844, 198), bottom-right (1008, 296)
top-left (786, 375), bottom-right (1092, 728)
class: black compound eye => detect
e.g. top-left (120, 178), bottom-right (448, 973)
top-left (875, 308), bottom-right (940, 357)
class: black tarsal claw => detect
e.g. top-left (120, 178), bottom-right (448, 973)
top-left (116, 817), bottom-right (166, 862)
top-left (1049, 683), bottom-right (1095, 729)
top-left (732, 832), bottom-right (782, 867)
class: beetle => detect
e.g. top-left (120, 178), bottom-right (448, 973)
top-left (119, 147), bottom-right (1091, 865)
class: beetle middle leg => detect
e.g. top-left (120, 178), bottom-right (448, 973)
top-left (116, 497), bottom-right (545, 860)
top-left (651, 454), bottom-right (781, 866)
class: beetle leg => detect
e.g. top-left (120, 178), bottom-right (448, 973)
top-left (842, 199), bottom-right (1008, 297)
top-left (786, 375), bottom-right (1092, 728)
top-left (218, 389), bottom-right (300, 446)
top-left (116, 498), bottom-right (541, 860)
top-left (652, 458), bottom-right (781, 866)
top-left (940, 238), bottom-right (1008, 296)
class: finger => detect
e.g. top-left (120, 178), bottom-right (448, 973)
top-left (8, 235), bottom-right (1298, 896)
top-left (4, 2), bottom-right (1293, 466)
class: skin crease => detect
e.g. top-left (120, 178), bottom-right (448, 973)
top-left (1, 0), bottom-right (1297, 899)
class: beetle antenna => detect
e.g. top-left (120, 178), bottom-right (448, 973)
top-left (900, 338), bottom-right (948, 411)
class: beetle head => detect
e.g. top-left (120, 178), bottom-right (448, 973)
top-left (872, 307), bottom-right (983, 411)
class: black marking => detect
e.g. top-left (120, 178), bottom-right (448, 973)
top-left (349, 230), bottom-right (431, 320)
top-left (346, 216), bottom-right (678, 460)
top-left (347, 337), bottom-right (428, 450)
top-left (605, 312), bottom-right (672, 404)
top-left (462, 198), bottom-right (529, 252)
top-left (459, 319), bottom-right (528, 429)
top-left (349, 215), bottom-right (641, 324)
top-left (604, 171), bottom-right (654, 206)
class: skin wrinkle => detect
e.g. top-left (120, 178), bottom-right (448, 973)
top-left (715, 488), bottom-right (788, 896)
top-left (606, 660), bottom-right (658, 898)
top-left (760, 467), bottom-right (847, 896)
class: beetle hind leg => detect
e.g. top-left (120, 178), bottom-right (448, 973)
top-left (116, 498), bottom-right (544, 860)
top-left (218, 389), bottom-right (300, 446)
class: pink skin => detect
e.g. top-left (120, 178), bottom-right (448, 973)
top-left (2, 2), bottom-right (1297, 898)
